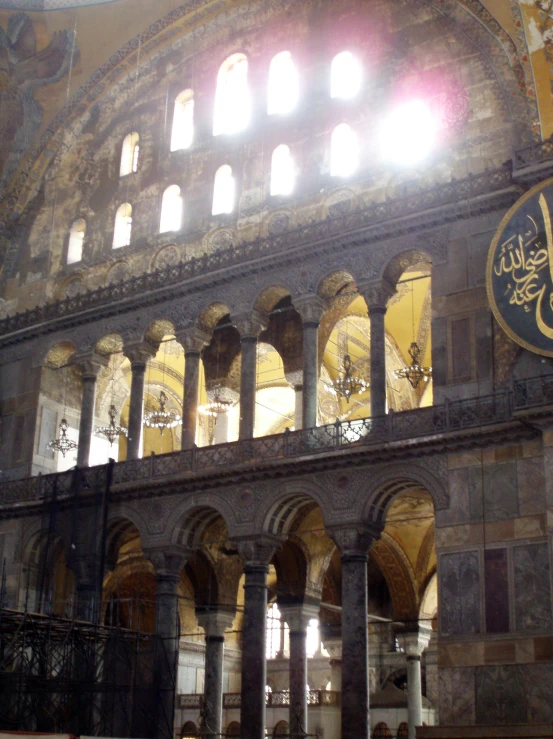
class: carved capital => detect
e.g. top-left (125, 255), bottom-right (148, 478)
top-left (74, 352), bottom-right (109, 380)
top-left (285, 369), bottom-right (303, 388)
top-left (329, 524), bottom-right (380, 558)
top-left (232, 310), bottom-right (269, 339)
top-left (278, 596), bottom-right (321, 631)
top-left (195, 608), bottom-right (235, 637)
top-left (176, 327), bottom-right (211, 355)
top-left (294, 294), bottom-right (326, 326)
top-left (358, 280), bottom-right (396, 313)
top-left (123, 341), bottom-right (157, 369)
top-left (233, 535), bottom-right (281, 568)
top-left (144, 545), bottom-right (189, 581)
top-left (396, 624), bottom-right (432, 656)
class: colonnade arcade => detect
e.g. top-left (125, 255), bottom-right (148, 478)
top-left (19, 476), bottom-right (438, 739)
top-left (33, 259), bottom-right (432, 474)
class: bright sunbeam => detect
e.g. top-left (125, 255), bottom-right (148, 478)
top-left (380, 100), bottom-right (437, 165)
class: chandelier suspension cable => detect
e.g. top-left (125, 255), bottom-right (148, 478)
top-left (47, 364), bottom-right (78, 458)
top-left (144, 341), bottom-right (181, 435)
top-left (393, 279), bottom-right (432, 390)
top-left (198, 330), bottom-right (236, 419)
top-left (331, 317), bottom-right (369, 403)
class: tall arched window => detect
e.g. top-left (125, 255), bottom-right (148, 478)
top-left (331, 51), bottom-right (362, 99)
top-left (120, 132), bottom-right (140, 176)
top-left (160, 185), bottom-right (183, 233)
top-left (268, 51), bottom-right (299, 115)
top-left (270, 144), bottom-right (295, 196)
top-left (266, 602), bottom-right (289, 659)
top-left (212, 165), bottom-right (235, 215)
top-left (67, 219), bottom-right (86, 264)
top-left (113, 203), bottom-right (132, 248)
top-left (213, 54), bottom-right (250, 136)
top-left (330, 123), bottom-right (358, 177)
top-left (171, 90), bottom-right (194, 152)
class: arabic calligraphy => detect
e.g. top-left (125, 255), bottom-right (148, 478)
top-left (487, 179), bottom-right (553, 357)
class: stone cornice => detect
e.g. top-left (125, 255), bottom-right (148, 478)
top-left (0, 167), bottom-right (518, 351)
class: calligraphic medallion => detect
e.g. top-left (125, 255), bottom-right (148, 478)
top-left (487, 177), bottom-right (553, 357)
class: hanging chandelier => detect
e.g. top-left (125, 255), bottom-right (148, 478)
top-left (95, 403), bottom-right (128, 446)
top-left (394, 341), bottom-right (432, 389)
top-left (332, 353), bottom-right (370, 402)
top-left (47, 418), bottom-right (78, 458)
top-left (198, 383), bottom-right (236, 418)
top-left (144, 390), bottom-right (181, 434)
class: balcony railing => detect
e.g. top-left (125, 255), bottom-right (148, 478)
top-left (0, 374), bottom-right (551, 508)
top-left (178, 690), bottom-right (339, 710)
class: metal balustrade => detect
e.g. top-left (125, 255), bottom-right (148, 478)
top-left (0, 374), bottom-right (551, 507)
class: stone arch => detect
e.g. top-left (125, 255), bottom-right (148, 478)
top-left (258, 481), bottom-right (330, 536)
top-left (198, 301), bottom-right (231, 332)
top-left (106, 508), bottom-right (150, 561)
top-left (371, 535), bottom-right (419, 622)
top-left (43, 340), bottom-right (76, 368)
top-left (20, 525), bottom-right (73, 612)
top-left (144, 317), bottom-right (176, 345)
top-left (362, 463), bottom-right (448, 528)
top-left (253, 284), bottom-right (291, 314)
top-left (168, 498), bottom-right (237, 549)
top-left (181, 721), bottom-right (198, 738)
top-left (381, 249), bottom-right (433, 289)
top-left (273, 537), bottom-right (309, 598)
top-left (317, 269), bottom-right (357, 301)
top-left (185, 548), bottom-right (219, 609)
top-left (94, 332), bottom-right (124, 357)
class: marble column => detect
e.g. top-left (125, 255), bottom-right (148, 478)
top-left (232, 312), bottom-right (268, 440)
top-left (196, 610), bottom-right (235, 739)
top-left (331, 526), bottom-right (378, 739)
top-left (177, 328), bottom-right (210, 450)
top-left (397, 627), bottom-right (432, 739)
top-left (295, 295), bottom-right (326, 430)
top-left (235, 537), bottom-right (279, 739)
top-left (123, 342), bottom-right (157, 460)
top-left (359, 281), bottom-right (395, 418)
top-left (285, 370), bottom-right (303, 430)
top-left (146, 545), bottom-right (188, 739)
top-left (280, 600), bottom-right (320, 737)
top-left (75, 353), bottom-right (108, 467)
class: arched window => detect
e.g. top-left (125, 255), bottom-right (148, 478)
top-left (270, 145), bottom-right (295, 196)
top-left (331, 51), bottom-right (362, 99)
top-left (113, 203), bottom-right (132, 248)
top-left (181, 721), bottom-right (197, 738)
top-left (213, 53), bottom-right (250, 136)
top-left (330, 123), bottom-right (358, 177)
top-left (160, 185), bottom-right (183, 233)
top-left (67, 219), bottom-right (85, 265)
top-left (120, 132), bottom-right (140, 176)
top-left (397, 723), bottom-right (409, 739)
top-left (266, 602), bottom-right (288, 659)
top-left (274, 721), bottom-right (289, 737)
top-left (171, 90), bottom-right (194, 152)
top-left (212, 165), bottom-right (235, 215)
top-left (268, 51), bottom-right (299, 115)
top-left (380, 100), bottom-right (437, 165)
top-left (372, 723), bottom-right (392, 739)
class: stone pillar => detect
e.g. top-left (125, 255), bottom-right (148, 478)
top-left (75, 353), bottom-right (108, 467)
top-left (323, 634), bottom-right (342, 691)
top-left (234, 537), bottom-right (279, 739)
top-left (286, 370), bottom-right (303, 430)
top-left (330, 526), bottom-right (378, 739)
top-left (280, 599), bottom-right (320, 737)
top-left (397, 626), bottom-right (432, 739)
top-left (123, 342), bottom-right (157, 460)
top-left (146, 545), bottom-right (188, 739)
top-left (359, 281), bottom-right (395, 418)
top-left (295, 295), bottom-right (326, 430)
top-left (196, 610), bottom-right (235, 739)
top-left (177, 328), bottom-right (210, 450)
top-left (232, 312), bottom-right (268, 440)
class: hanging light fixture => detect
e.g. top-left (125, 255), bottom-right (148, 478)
top-left (144, 390), bottom-right (181, 434)
top-left (332, 353), bottom-right (370, 402)
top-left (198, 383), bottom-right (236, 417)
top-left (47, 417), bottom-right (78, 458)
top-left (393, 278), bottom-right (432, 389)
top-left (96, 403), bottom-right (128, 446)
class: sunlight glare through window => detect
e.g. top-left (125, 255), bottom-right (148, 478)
top-left (330, 123), bottom-right (358, 177)
top-left (270, 144), bottom-right (295, 196)
top-left (160, 185), bottom-right (183, 233)
top-left (380, 100), bottom-right (437, 165)
top-left (214, 55), bottom-right (250, 136)
top-left (268, 51), bottom-right (299, 115)
top-left (212, 165), bottom-right (235, 215)
top-left (331, 51), bottom-right (362, 99)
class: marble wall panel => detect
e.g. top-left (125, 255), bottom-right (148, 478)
top-left (475, 666), bottom-right (527, 724)
top-left (517, 457), bottom-right (545, 516)
top-left (484, 548), bottom-right (509, 633)
top-left (482, 462), bottom-right (519, 521)
top-left (524, 664), bottom-right (553, 722)
top-left (513, 543), bottom-right (552, 632)
top-left (438, 667), bottom-right (475, 725)
top-left (440, 467), bottom-right (479, 526)
top-left (440, 551), bottom-right (481, 636)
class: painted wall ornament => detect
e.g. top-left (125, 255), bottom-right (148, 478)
top-left (0, 12), bottom-right (78, 196)
top-left (487, 176), bottom-right (553, 357)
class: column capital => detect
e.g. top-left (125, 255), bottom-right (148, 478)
top-left (232, 310), bottom-right (268, 339)
top-left (322, 635), bottom-right (342, 661)
top-left (358, 279), bottom-right (396, 313)
top-left (176, 327), bottom-right (211, 355)
top-left (294, 294), bottom-right (326, 326)
top-left (123, 340), bottom-right (157, 368)
top-left (74, 351), bottom-right (109, 380)
top-left (196, 608), bottom-right (235, 637)
top-left (329, 524), bottom-right (380, 558)
top-left (285, 369), bottom-right (303, 389)
top-left (144, 545), bottom-right (189, 581)
top-left (396, 624), bottom-right (432, 657)
top-left (233, 535), bottom-right (281, 568)
top-left (279, 597), bottom-right (321, 631)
